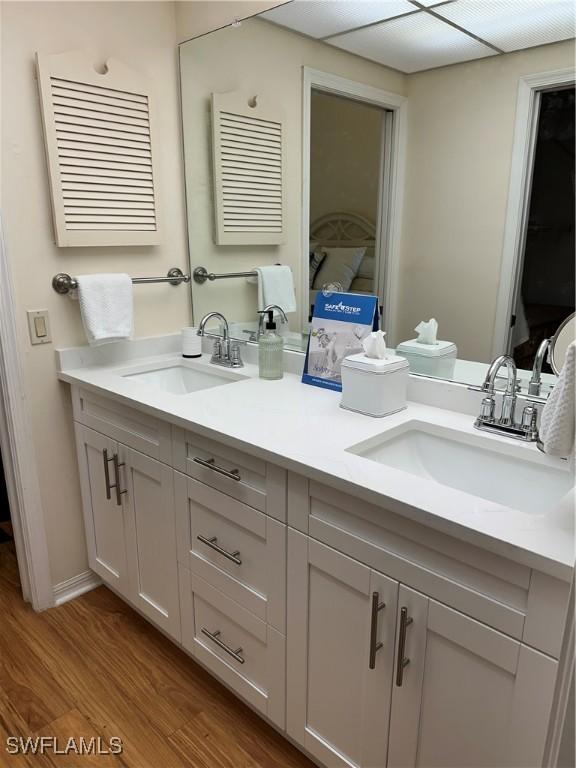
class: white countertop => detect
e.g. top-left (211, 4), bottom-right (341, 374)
top-left (57, 342), bottom-right (575, 582)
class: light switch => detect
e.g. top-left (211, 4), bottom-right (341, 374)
top-left (27, 310), bottom-right (52, 345)
top-left (34, 316), bottom-right (47, 338)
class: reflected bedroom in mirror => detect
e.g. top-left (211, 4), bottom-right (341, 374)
top-left (179, 2), bottom-right (575, 397)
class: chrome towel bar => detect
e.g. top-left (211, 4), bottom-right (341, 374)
top-left (193, 266), bottom-right (257, 284)
top-left (193, 264), bottom-right (282, 284)
top-left (52, 267), bottom-right (190, 294)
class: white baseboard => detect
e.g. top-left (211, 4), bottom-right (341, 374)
top-left (53, 569), bottom-right (101, 607)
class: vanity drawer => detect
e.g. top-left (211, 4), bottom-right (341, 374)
top-left (172, 427), bottom-right (286, 521)
top-left (175, 472), bottom-right (286, 632)
top-left (72, 386), bottom-right (172, 464)
top-left (179, 566), bottom-right (285, 729)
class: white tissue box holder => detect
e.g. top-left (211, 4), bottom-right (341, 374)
top-left (395, 339), bottom-right (457, 378)
top-left (340, 353), bottom-right (409, 418)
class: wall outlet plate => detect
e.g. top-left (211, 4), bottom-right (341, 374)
top-left (27, 310), bottom-right (52, 345)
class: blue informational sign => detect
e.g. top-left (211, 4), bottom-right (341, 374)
top-left (302, 292), bottom-right (379, 392)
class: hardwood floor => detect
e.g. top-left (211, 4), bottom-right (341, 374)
top-left (0, 542), bottom-right (314, 767)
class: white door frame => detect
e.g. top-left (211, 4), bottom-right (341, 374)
top-left (492, 68), bottom-right (575, 358)
top-left (0, 216), bottom-right (54, 610)
top-left (301, 67), bottom-right (407, 338)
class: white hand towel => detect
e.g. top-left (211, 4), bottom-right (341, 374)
top-left (540, 341), bottom-right (575, 458)
top-left (75, 273), bottom-right (133, 346)
top-left (255, 265), bottom-right (296, 315)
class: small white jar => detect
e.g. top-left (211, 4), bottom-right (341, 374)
top-left (181, 327), bottom-right (202, 358)
top-left (340, 353), bottom-right (409, 417)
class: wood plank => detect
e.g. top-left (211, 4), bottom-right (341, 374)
top-left (0, 617), bottom-right (71, 731)
top-left (34, 710), bottom-right (121, 767)
top-left (0, 543), bottom-right (312, 767)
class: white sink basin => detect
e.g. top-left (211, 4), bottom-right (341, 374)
top-left (347, 421), bottom-right (573, 515)
top-left (122, 363), bottom-right (244, 395)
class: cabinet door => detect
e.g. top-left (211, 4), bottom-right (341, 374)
top-left (388, 585), bottom-right (558, 768)
top-left (121, 446), bottom-right (180, 640)
top-left (74, 423), bottom-right (129, 594)
top-left (287, 530), bottom-right (398, 768)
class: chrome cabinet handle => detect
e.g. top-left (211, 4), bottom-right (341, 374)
top-left (102, 449), bottom-right (113, 500)
top-left (369, 592), bottom-right (386, 669)
top-left (201, 628), bottom-right (245, 664)
top-left (112, 453), bottom-right (127, 507)
top-left (395, 606), bottom-right (413, 687)
top-left (197, 535), bottom-right (242, 565)
top-left (193, 456), bottom-right (241, 482)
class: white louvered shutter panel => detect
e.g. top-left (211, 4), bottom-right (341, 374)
top-left (36, 51), bottom-right (160, 247)
top-left (212, 92), bottom-right (286, 245)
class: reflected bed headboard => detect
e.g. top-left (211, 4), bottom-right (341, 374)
top-left (310, 211), bottom-right (376, 250)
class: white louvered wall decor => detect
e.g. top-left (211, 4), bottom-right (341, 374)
top-left (211, 92), bottom-right (286, 245)
top-left (36, 51), bottom-right (160, 247)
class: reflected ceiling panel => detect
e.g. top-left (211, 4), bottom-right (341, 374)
top-left (327, 11), bottom-right (497, 73)
top-left (261, 1), bottom-right (416, 39)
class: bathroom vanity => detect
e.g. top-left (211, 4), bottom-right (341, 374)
top-left (58, 336), bottom-right (574, 768)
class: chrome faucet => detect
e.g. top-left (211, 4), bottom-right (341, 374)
top-left (528, 338), bottom-right (550, 396)
top-left (197, 312), bottom-right (243, 368)
top-left (257, 304), bottom-right (288, 340)
top-left (474, 354), bottom-right (538, 441)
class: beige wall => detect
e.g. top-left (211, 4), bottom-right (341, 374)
top-left (396, 40), bottom-right (575, 360)
top-left (181, 17), bottom-right (406, 325)
top-left (310, 91), bottom-right (383, 225)
top-left (1, 1), bottom-right (191, 586)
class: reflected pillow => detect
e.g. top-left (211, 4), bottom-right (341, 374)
top-left (357, 255), bottom-right (375, 280)
top-left (313, 246), bottom-right (366, 291)
top-left (309, 248), bottom-right (327, 288)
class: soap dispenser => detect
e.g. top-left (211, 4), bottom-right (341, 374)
top-left (258, 310), bottom-right (284, 380)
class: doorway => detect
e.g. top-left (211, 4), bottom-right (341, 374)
top-left (511, 86), bottom-right (575, 370)
top-left (301, 68), bottom-right (407, 339)
top-left (308, 90), bottom-right (390, 321)
top-left (0, 445), bottom-right (20, 596)
top-left (0, 448), bottom-right (12, 542)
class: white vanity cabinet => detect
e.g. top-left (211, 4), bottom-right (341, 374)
top-left (73, 392), bottom-right (181, 640)
top-left (286, 533), bottom-right (558, 768)
top-left (286, 475), bottom-right (567, 768)
top-left (69, 385), bottom-right (570, 768)
top-left (72, 386), bottom-right (287, 726)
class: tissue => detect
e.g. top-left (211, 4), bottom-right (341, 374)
top-left (362, 330), bottom-right (388, 359)
top-left (415, 318), bottom-right (438, 345)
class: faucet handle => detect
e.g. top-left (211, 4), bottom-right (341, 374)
top-left (211, 338), bottom-right (222, 362)
top-left (229, 342), bottom-right (244, 368)
top-left (480, 395), bottom-right (495, 421)
top-left (521, 403), bottom-right (538, 429)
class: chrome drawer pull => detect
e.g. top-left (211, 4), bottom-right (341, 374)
top-left (201, 628), bottom-right (245, 664)
top-left (368, 591), bottom-right (386, 669)
top-left (102, 449), bottom-right (113, 500)
top-left (112, 453), bottom-right (127, 507)
top-left (395, 606), bottom-right (413, 687)
top-left (193, 456), bottom-right (241, 482)
top-left (197, 535), bottom-right (242, 565)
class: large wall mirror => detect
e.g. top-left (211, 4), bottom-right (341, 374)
top-left (179, 2), bottom-right (575, 396)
